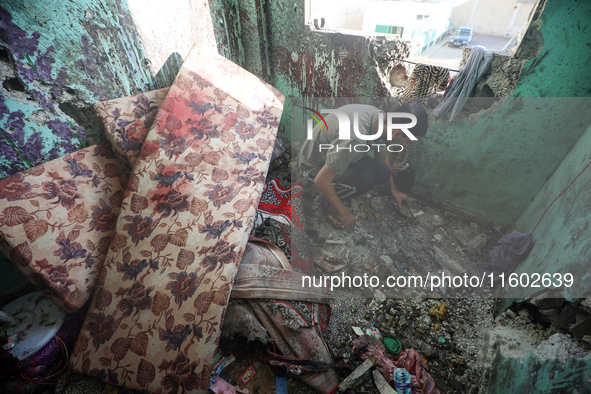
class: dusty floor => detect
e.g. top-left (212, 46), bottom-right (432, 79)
top-left (211, 173), bottom-right (505, 393)
top-left (301, 179), bottom-right (503, 393)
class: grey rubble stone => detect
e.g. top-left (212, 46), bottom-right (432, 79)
top-left (534, 333), bottom-right (589, 363)
top-left (372, 369), bottom-right (397, 394)
top-left (338, 358), bottom-right (374, 392)
top-left (466, 233), bottom-right (488, 254)
top-left (452, 229), bottom-right (468, 246)
top-left (371, 196), bottom-right (387, 211)
top-left (433, 246), bottom-right (466, 276)
top-left (380, 255), bottom-right (394, 265)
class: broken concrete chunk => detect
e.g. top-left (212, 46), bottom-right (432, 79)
top-left (452, 229), bottom-right (468, 246)
top-left (371, 196), bottom-right (388, 211)
top-left (372, 369), bottom-right (397, 394)
top-left (505, 309), bottom-right (516, 319)
top-left (374, 289), bottom-right (387, 300)
top-left (433, 234), bottom-right (443, 243)
top-left (433, 246), bottom-right (466, 276)
top-left (350, 199), bottom-right (360, 214)
top-left (466, 233), bottom-right (488, 254)
top-left (353, 326), bottom-right (365, 336)
top-left (433, 214), bottom-right (444, 225)
top-left (534, 333), bottom-right (588, 363)
top-left (338, 358), bottom-right (374, 392)
top-left (380, 255), bottom-right (394, 265)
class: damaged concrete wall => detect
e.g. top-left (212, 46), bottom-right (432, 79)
top-left (489, 350), bottom-right (591, 392)
top-left (264, 0), bottom-right (411, 142)
top-left (410, 0), bottom-right (591, 224)
top-left (512, 121), bottom-right (591, 299)
top-left (0, 0), bottom-right (217, 178)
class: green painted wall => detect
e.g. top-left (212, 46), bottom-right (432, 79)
top-left (410, 0), bottom-right (591, 224)
top-left (411, 98), bottom-right (591, 224)
top-left (0, 0), bottom-right (154, 177)
top-left (490, 122), bottom-right (591, 392)
top-left (0, 0), bottom-right (219, 294)
top-left (512, 1), bottom-right (591, 98)
top-left (488, 353), bottom-right (591, 393)
top-left (511, 120), bottom-right (591, 299)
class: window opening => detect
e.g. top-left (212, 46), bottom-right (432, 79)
top-left (308, 0), bottom-right (539, 71)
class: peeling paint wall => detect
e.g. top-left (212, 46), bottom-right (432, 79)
top-left (264, 1), bottom-right (411, 141)
top-left (488, 352), bottom-right (591, 393)
top-left (0, 0), bottom-right (150, 176)
top-left (0, 0), bottom-right (217, 178)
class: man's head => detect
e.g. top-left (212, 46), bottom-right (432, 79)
top-left (384, 102), bottom-right (429, 143)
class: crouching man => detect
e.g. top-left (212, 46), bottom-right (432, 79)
top-left (297, 102), bottom-right (428, 230)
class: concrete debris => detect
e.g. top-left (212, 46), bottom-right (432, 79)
top-left (452, 229), bottom-right (468, 246)
top-left (374, 289), bottom-right (387, 300)
top-left (433, 234), bottom-right (443, 243)
top-left (325, 239), bottom-right (347, 245)
top-left (338, 358), bottom-right (374, 392)
top-left (372, 369), bottom-right (397, 394)
top-left (580, 298), bottom-right (591, 314)
top-left (534, 333), bottom-right (589, 363)
top-left (371, 196), bottom-right (388, 211)
top-left (380, 255), bottom-right (394, 265)
top-left (353, 326), bottom-right (365, 336)
top-left (466, 233), bottom-right (488, 254)
top-left (350, 199), bottom-right (360, 214)
top-left (517, 308), bottom-right (533, 322)
top-left (432, 246), bottom-right (466, 276)
top-left (413, 210), bottom-right (425, 217)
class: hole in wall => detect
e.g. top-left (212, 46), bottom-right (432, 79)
top-left (58, 102), bottom-right (92, 130)
top-left (3, 78), bottom-right (26, 92)
top-left (479, 84), bottom-right (494, 98)
top-left (389, 64), bottom-right (409, 88)
top-left (0, 47), bottom-right (10, 63)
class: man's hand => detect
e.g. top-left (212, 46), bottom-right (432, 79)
top-left (314, 164), bottom-right (357, 230)
top-left (391, 189), bottom-right (409, 211)
top-left (339, 208), bottom-right (357, 230)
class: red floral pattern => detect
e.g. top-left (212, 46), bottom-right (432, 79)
top-left (70, 47), bottom-right (284, 393)
top-left (0, 142), bottom-right (127, 312)
top-left (94, 87), bottom-right (170, 173)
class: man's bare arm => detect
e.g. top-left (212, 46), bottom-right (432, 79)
top-left (375, 150), bottom-right (408, 211)
top-left (314, 164), bottom-right (356, 229)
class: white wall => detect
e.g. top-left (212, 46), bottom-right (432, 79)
top-left (361, 0), bottom-right (454, 39)
top-left (451, 0), bottom-right (537, 37)
top-left (310, 0), bottom-right (365, 30)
